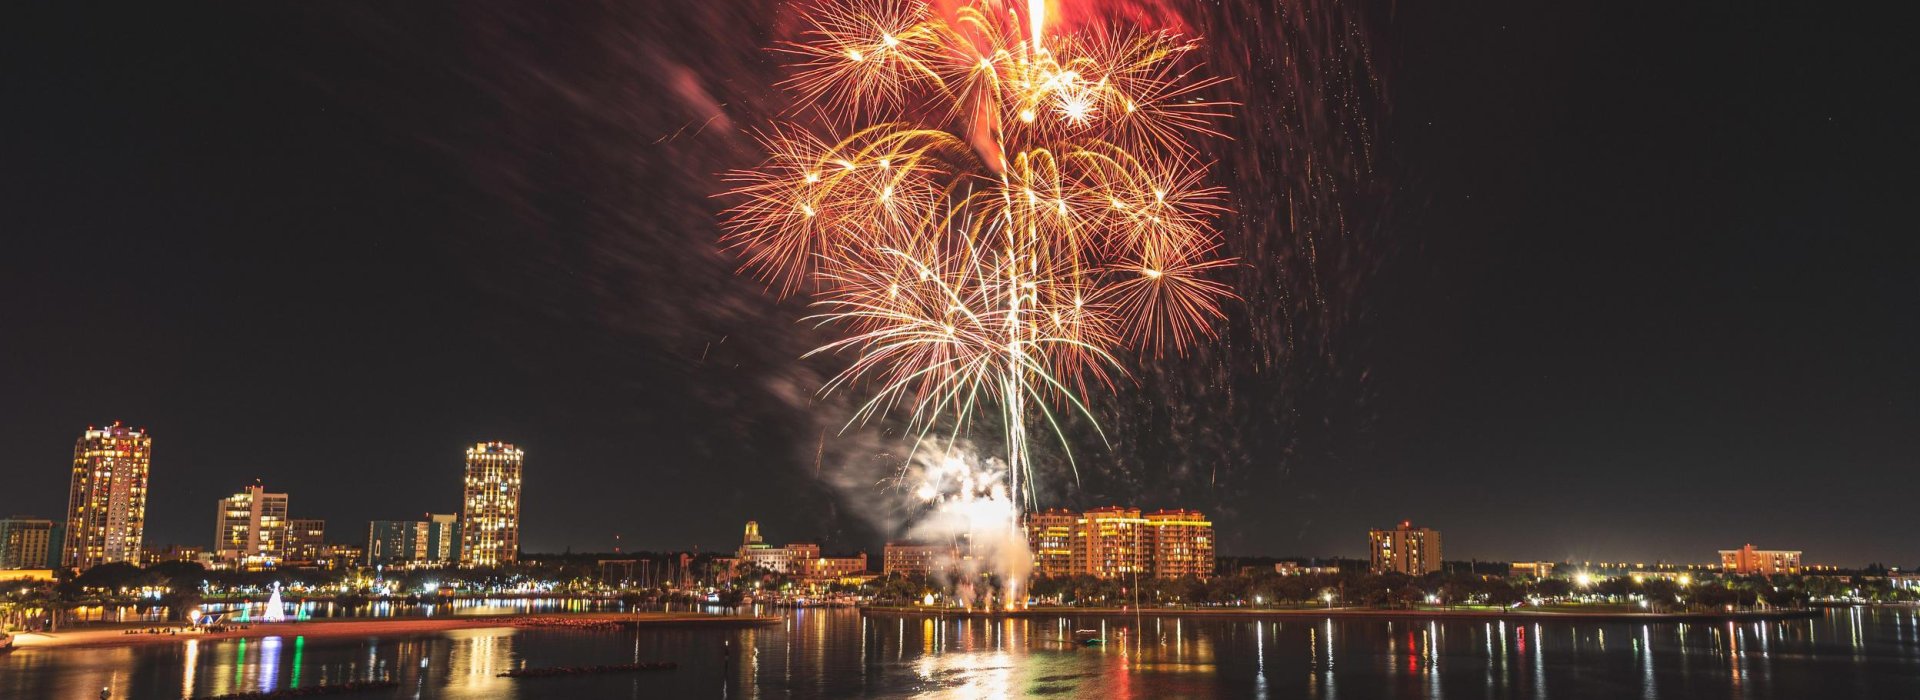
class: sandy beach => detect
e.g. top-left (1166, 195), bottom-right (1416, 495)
top-left (6, 612), bottom-right (780, 651)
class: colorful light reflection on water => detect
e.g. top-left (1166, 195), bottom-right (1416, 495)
top-left (6, 606), bottom-right (1920, 698)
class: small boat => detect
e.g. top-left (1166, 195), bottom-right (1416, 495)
top-left (1071, 629), bottom-right (1103, 646)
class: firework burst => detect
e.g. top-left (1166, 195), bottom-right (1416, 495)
top-left (722, 0), bottom-right (1234, 510)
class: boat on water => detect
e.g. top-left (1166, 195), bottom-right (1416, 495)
top-left (1071, 629), bottom-right (1104, 646)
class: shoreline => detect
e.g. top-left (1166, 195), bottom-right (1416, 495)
top-left (6, 612), bottom-right (780, 652)
top-left (859, 605), bottom-right (1824, 623)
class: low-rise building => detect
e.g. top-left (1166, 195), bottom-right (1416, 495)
top-left (145, 544), bottom-right (208, 566)
top-left (1275, 561), bottom-right (1341, 576)
top-left (730, 522), bottom-right (867, 580)
top-left (1509, 561), bottom-right (1556, 579)
top-left (1719, 544), bottom-right (1801, 575)
top-left (883, 542), bottom-right (953, 577)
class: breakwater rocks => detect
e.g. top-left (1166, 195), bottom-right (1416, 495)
top-left (498, 661), bottom-right (678, 678)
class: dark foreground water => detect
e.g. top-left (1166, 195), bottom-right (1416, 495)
top-left (6, 607), bottom-right (1920, 699)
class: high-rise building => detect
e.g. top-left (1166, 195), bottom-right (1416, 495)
top-left (285, 519), bottom-right (327, 564)
top-left (1024, 509), bottom-right (1077, 578)
top-left (368, 520), bottom-right (429, 566)
top-left (1144, 509), bottom-right (1214, 579)
top-left (370, 516), bottom-right (461, 568)
top-left (63, 422), bottom-right (152, 570)
top-left (0, 517), bottom-right (55, 569)
top-left (426, 514), bottom-right (459, 564)
top-left (1370, 521), bottom-right (1442, 575)
top-left (1719, 544), bottom-right (1802, 575)
top-left (214, 482), bottom-right (290, 569)
top-left (460, 442), bottom-right (523, 567)
top-left (1074, 507), bottom-right (1149, 578)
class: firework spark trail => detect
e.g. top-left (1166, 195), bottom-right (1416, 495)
top-left (723, 0), bottom-right (1234, 520)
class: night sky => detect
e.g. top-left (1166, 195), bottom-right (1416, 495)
top-left (2, 2), bottom-right (1910, 566)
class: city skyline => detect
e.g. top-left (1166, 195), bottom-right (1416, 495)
top-left (0, 421), bottom-right (1895, 572)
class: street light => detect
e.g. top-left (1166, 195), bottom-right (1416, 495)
top-left (1321, 591), bottom-right (1334, 608)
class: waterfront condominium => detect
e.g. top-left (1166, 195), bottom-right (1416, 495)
top-left (1018, 507), bottom-right (1217, 580)
top-left (214, 482), bottom-right (290, 569)
top-left (1369, 520), bottom-right (1443, 575)
top-left (459, 442), bottom-right (523, 567)
top-left (1073, 507), bottom-right (1150, 578)
top-left (63, 422), bottom-right (152, 570)
top-left (1144, 509), bottom-right (1215, 579)
top-left (1024, 508), bottom-right (1077, 578)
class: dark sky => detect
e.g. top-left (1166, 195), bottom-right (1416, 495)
top-left (2, 2), bottom-right (1910, 566)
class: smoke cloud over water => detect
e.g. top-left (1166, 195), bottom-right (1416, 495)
top-left (896, 443), bottom-right (1033, 608)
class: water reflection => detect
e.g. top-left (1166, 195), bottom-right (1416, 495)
top-left (5, 607), bottom-right (1920, 698)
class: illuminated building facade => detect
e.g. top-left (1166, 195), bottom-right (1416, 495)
top-left (1074, 507), bottom-right (1149, 578)
top-left (1509, 561), bottom-right (1556, 579)
top-left (368, 516), bottom-right (460, 567)
top-left (145, 544), bottom-right (205, 565)
top-left (460, 442), bottom-right (523, 567)
top-left (285, 519), bottom-right (327, 564)
top-left (63, 422), bottom-right (152, 570)
top-left (368, 520), bottom-right (427, 566)
top-left (732, 522), bottom-right (867, 579)
top-left (426, 513), bottom-right (459, 563)
top-left (1024, 509), bottom-right (1077, 578)
top-left (1370, 521), bottom-right (1443, 575)
top-left (214, 482), bottom-right (290, 569)
top-left (800, 552), bottom-right (870, 579)
top-left (1275, 562), bottom-right (1340, 576)
top-left (321, 543), bottom-right (363, 569)
top-left (0, 517), bottom-right (55, 569)
top-left (882, 542), bottom-right (951, 577)
top-left (1719, 544), bottom-right (1802, 575)
top-left (1022, 507), bottom-right (1217, 580)
top-left (1144, 509), bottom-right (1214, 578)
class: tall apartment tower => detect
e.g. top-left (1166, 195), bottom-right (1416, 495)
top-left (459, 442), bottom-right (523, 567)
top-left (1369, 521), bottom-right (1443, 575)
top-left (63, 422), bottom-right (152, 570)
top-left (214, 482), bottom-right (290, 569)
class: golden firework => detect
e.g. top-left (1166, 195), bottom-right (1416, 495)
top-left (723, 0), bottom-right (1233, 504)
